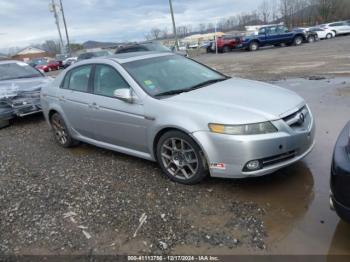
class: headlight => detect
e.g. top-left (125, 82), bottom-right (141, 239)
top-left (208, 122), bottom-right (278, 135)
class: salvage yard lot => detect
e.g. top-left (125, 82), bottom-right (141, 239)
top-left (1, 36), bottom-right (350, 255)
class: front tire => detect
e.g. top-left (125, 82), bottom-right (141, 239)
top-left (50, 113), bottom-right (78, 148)
top-left (249, 41), bottom-right (259, 51)
top-left (156, 131), bottom-right (207, 185)
top-left (294, 36), bottom-right (303, 46)
top-left (326, 33), bottom-right (332, 39)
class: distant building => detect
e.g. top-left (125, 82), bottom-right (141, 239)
top-left (11, 47), bottom-right (49, 62)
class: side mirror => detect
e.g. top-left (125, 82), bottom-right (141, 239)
top-left (113, 88), bottom-right (135, 103)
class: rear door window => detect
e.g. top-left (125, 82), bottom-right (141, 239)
top-left (68, 65), bottom-right (93, 92)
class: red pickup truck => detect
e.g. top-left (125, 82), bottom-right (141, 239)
top-left (210, 35), bottom-right (242, 53)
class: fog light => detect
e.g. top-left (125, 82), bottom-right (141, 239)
top-left (245, 160), bottom-right (261, 171)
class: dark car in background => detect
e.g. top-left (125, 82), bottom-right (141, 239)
top-left (55, 54), bottom-right (69, 68)
top-left (293, 28), bottom-right (319, 43)
top-left (241, 25), bottom-right (311, 51)
top-left (330, 121), bottom-right (350, 223)
top-left (28, 58), bottom-right (47, 68)
top-left (210, 35), bottom-right (242, 53)
top-left (115, 41), bottom-right (187, 56)
top-left (0, 60), bottom-right (51, 128)
top-left (77, 50), bottom-right (112, 61)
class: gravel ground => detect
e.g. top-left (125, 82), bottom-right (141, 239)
top-left (0, 115), bottom-right (267, 255)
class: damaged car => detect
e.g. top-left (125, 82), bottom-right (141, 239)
top-left (0, 60), bottom-right (52, 128)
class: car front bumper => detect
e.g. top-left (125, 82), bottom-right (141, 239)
top-left (192, 112), bottom-right (315, 178)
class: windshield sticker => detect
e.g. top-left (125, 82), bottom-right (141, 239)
top-left (144, 80), bottom-right (156, 89)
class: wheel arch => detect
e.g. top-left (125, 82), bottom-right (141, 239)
top-left (152, 126), bottom-right (209, 167)
top-left (294, 33), bottom-right (306, 41)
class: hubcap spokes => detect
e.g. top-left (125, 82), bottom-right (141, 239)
top-left (161, 138), bottom-right (199, 180)
top-left (52, 117), bottom-right (67, 145)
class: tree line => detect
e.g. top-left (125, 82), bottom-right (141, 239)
top-left (146, 0), bottom-right (350, 40)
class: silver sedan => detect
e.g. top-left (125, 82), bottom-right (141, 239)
top-left (41, 52), bottom-right (315, 184)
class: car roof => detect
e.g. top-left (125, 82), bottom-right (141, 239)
top-left (0, 60), bottom-right (27, 65)
top-left (78, 51), bottom-right (175, 64)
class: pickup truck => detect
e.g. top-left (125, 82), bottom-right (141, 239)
top-left (241, 25), bottom-right (313, 51)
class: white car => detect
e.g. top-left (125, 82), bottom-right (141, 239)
top-left (308, 27), bottom-right (335, 39)
top-left (320, 21), bottom-right (350, 35)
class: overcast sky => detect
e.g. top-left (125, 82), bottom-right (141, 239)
top-left (0, 0), bottom-right (263, 51)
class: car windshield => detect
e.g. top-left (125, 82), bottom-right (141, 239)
top-left (122, 55), bottom-right (227, 97)
top-left (0, 62), bottom-right (42, 81)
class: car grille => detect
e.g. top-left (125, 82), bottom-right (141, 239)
top-left (283, 106), bottom-right (311, 131)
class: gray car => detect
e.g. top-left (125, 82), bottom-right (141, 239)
top-left (41, 52), bottom-right (315, 184)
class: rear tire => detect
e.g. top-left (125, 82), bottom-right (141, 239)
top-left (156, 131), bottom-right (207, 185)
top-left (249, 41), bottom-right (259, 51)
top-left (326, 33), bottom-right (332, 39)
top-left (308, 35), bottom-right (315, 43)
top-left (50, 113), bottom-right (78, 148)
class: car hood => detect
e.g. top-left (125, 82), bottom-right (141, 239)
top-left (165, 78), bottom-right (305, 124)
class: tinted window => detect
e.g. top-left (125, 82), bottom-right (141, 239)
top-left (259, 28), bottom-right (266, 34)
top-left (94, 65), bottom-right (129, 97)
top-left (68, 65), bottom-right (92, 92)
top-left (61, 71), bottom-right (71, 89)
top-left (267, 27), bottom-right (277, 34)
top-left (330, 22), bottom-right (344, 27)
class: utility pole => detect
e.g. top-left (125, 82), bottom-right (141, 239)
top-left (50, 0), bottom-right (64, 54)
top-left (215, 20), bottom-right (218, 55)
top-left (169, 0), bottom-right (178, 51)
top-left (59, 0), bottom-right (71, 56)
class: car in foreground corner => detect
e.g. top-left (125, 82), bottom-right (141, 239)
top-left (0, 60), bottom-right (51, 127)
top-left (41, 52), bottom-right (315, 184)
top-left (330, 121), bottom-right (350, 223)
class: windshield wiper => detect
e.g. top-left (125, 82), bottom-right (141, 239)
top-left (185, 78), bottom-right (228, 91)
top-left (154, 89), bottom-right (189, 97)
top-left (16, 75), bottom-right (41, 79)
top-left (154, 78), bottom-right (229, 98)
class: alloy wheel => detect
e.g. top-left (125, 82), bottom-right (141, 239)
top-left (160, 137), bottom-right (199, 181)
top-left (51, 115), bottom-right (68, 145)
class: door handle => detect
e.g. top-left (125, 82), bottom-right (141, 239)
top-left (89, 102), bottom-right (99, 109)
top-left (59, 95), bottom-right (65, 101)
